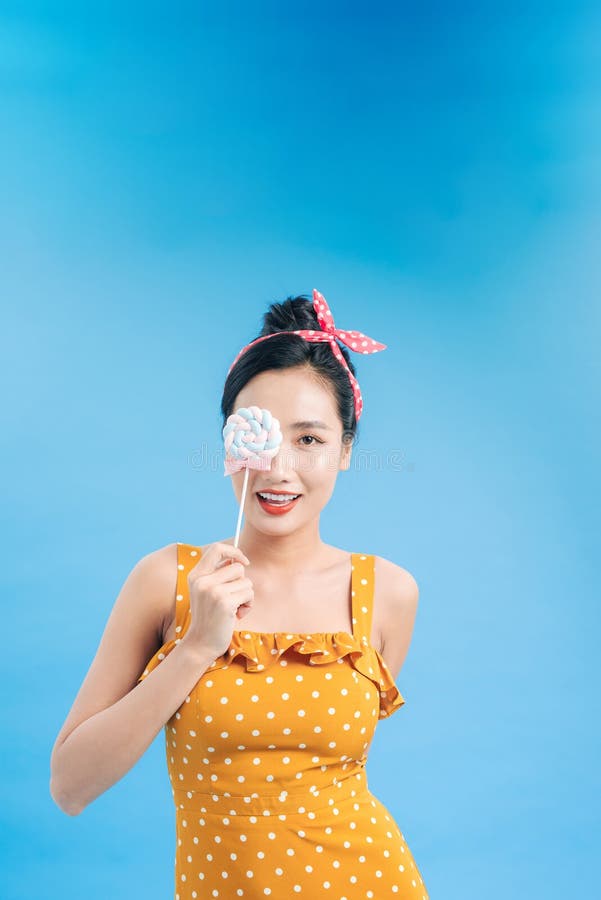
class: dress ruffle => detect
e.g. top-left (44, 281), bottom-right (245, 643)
top-left (138, 629), bottom-right (405, 719)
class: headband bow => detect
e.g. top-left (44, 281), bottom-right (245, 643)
top-left (227, 288), bottom-right (387, 421)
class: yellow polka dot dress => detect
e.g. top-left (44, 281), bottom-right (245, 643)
top-left (138, 543), bottom-right (429, 899)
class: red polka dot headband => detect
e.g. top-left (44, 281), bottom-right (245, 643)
top-left (227, 288), bottom-right (387, 421)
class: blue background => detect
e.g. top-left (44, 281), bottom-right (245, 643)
top-left (2, 2), bottom-right (599, 898)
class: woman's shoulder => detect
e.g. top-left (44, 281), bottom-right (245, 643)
top-left (326, 543), bottom-right (417, 587)
top-left (374, 553), bottom-right (419, 606)
top-left (373, 554), bottom-right (420, 634)
top-left (132, 543), bottom-right (181, 643)
top-left (373, 553), bottom-right (419, 592)
top-left (138, 541), bottom-right (179, 569)
top-left (131, 541), bottom-right (179, 611)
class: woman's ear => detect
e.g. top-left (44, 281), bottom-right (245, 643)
top-left (339, 440), bottom-right (352, 472)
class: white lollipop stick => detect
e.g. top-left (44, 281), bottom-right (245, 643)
top-left (234, 467), bottom-right (250, 549)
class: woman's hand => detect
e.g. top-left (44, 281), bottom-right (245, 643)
top-left (181, 542), bottom-right (253, 659)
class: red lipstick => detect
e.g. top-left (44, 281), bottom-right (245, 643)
top-left (255, 490), bottom-right (302, 516)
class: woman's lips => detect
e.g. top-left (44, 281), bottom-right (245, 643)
top-left (255, 493), bottom-right (302, 515)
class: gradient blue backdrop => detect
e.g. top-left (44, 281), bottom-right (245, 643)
top-left (2, 2), bottom-right (599, 898)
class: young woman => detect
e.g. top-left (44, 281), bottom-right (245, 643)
top-left (50, 289), bottom-right (429, 898)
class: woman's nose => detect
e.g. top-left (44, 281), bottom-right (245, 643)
top-left (268, 437), bottom-right (299, 475)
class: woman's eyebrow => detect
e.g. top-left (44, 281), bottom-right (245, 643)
top-left (289, 419), bottom-right (332, 431)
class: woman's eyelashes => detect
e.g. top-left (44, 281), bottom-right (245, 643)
top-left (299, 434), bottom-right (325, 447)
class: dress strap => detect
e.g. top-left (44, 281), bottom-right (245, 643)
top-left (175, 542), bottom-right (202, 636)
top-left (350, 553), bottom-right (375, 648)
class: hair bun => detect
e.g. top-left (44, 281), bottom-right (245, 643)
top-left (259, 295), bottom-right (320, 337)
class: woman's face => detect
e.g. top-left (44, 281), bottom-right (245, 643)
top-left (229, 367), bottom-right (352, 529)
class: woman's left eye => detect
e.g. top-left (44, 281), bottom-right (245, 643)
top-left (299, 434), bottom-right (323, 446)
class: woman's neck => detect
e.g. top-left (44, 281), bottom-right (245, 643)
top-left (230, 521), bottom-right (329, 575)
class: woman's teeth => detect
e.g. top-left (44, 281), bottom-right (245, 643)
top-left (257, 492), bottom-right (300, 503)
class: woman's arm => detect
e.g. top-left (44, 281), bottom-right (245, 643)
top-left (376, 556), bottom-right (420, 681)
top-left (49, 544), bottom-right (217, 816)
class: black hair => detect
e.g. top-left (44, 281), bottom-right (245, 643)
top-left (220, 294), bottom-right (360, 446)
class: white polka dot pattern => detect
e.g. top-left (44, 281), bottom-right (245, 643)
top-left (137, 545), bottom-right (428, 898)
top-left (226, 288), bottom-right (387, 422)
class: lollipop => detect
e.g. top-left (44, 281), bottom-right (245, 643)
top-left (222, 406), bottom-right (283, 548)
